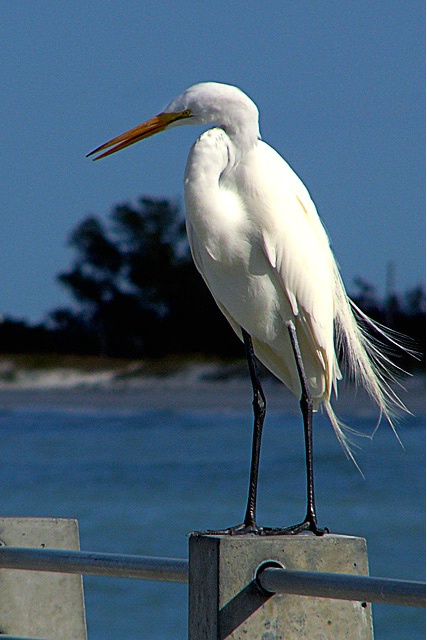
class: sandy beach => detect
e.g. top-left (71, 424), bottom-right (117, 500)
top-left (0, 360), bottom-right (424, 417)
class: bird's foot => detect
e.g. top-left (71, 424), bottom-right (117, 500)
top-left (191, 517), bottom-right (328, 537)
top-left (260, 516), bottom-right (328, 536)
top-left (192, 521), bottom-right (266, 536)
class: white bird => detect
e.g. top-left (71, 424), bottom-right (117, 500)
top-left (88, 81), bottom-right (407, 535)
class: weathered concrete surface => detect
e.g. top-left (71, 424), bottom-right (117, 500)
top-left (189, 533), bottom-right (373, 640)
top-left (0, 517), bottom-right (87, 639)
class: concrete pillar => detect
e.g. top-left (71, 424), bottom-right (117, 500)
top-left (188, 532), bottom-right (373, 640)
top-left (0, 517), bottom-right (87, 639)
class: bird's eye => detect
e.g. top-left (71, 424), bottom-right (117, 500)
top-left (181, 109), bottom-right (192, 118)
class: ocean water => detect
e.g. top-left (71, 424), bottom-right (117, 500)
top-left (0, 382), bottom-right (424, 639)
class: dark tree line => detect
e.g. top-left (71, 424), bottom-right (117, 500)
top-left (0, 197), bottom-right (425, 368)
top-left (1, 198), bottom-right (242, 359)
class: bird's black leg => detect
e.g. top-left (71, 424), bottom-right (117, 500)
top-left (198, 328), bottom-right (267, 535)
top-left (194, 322), bottom-right (327, 537)
top-left (239, 327), bottom-right (267, 532)
top-left (270, 320), bottom-right (327, 536)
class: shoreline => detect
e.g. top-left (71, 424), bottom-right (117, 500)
top-left (0, 362), bottom-right (424, 416)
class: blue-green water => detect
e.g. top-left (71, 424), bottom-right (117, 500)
top-left (0, 388), bottom-right (424, 639)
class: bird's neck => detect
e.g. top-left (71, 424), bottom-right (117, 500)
top-left (222, 121), bottom-right (259, 159)
top-left (184, 128), bottom-right (250, 261)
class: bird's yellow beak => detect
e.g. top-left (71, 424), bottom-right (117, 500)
top-left (87, 109), bottom-right (192, 160)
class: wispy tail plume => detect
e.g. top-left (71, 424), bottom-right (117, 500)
top-left (325, 265), bottom-right (413, 461)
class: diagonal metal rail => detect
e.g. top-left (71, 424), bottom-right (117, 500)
top-left (256, 566), bottom-right (425, 608)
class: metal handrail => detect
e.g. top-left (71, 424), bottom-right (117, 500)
top-left (0, 547), bottom-right (188, 582)
top-left (257, 566), bottom-right (425, 609)
top-left (0, 547), bottom-right (424, 608)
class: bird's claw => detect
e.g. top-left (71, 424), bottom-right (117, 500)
top-left (192, 522), bottom-right (266, 536)
top-left (191, 519), bottom-right (328, 537)
top-left (261, 519), bottom-right (328, 536)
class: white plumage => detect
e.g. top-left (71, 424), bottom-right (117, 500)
top-left (88, 81), bottom-right (407, 533)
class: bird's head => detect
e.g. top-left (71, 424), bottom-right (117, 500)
top-left (87, 82), bottom-right (260, 160)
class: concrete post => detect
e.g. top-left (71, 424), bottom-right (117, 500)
top-left (188, 533), bottom-right (374, 640)
top-left (0, 517), bottom-right (87, 639)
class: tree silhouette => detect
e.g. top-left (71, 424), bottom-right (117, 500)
top-left (56, 197), bottom-right (241, 357)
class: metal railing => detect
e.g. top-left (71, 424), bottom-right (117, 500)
top-left (0, 547), bottom-right (187, 583)
top-left (256, 564), bottom-right (425, 608)
top-left (0, 546), bottom-right (424, 608)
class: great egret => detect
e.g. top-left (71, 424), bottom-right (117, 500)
top-left (88, 82), bottom-right (407, 535)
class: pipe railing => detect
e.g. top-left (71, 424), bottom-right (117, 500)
top-left (0, 547), bottom-right (424, 608)
top-left (256, 564), bottom-right (425, 609)
top-left (0, 547), bottom-right (188, 583)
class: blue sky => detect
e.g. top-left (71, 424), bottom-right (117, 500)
top-left (2, 2), bottom-right (424, 322)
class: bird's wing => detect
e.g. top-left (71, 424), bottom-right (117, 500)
top-left (244, 141), bottom-right (342, 397)
top-left (245, 142), bottom-right (408, 445)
